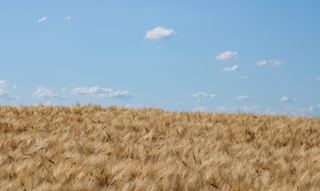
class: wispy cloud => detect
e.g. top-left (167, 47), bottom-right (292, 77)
top-left (0, 80), bottom-right (5, 87)
top-left (194, 105), bottom-right (211, 112)
top-left (221, 65), bottom-right (240, 72)
top-left (280, 95), bottom-right (296, 102)
top-left (237, 76), bottom-right (249, 79)
top-left (144, 26), bottom-right (175, 39)
top-left (196, 100), bottom-right (205, 105)
top-left (33, 87), bottom-right (67, 99)
top-left (125, 104), bottom-right (144, 109)
top-left (0, 89), bottom-right (19, 99)
top-left (70, 86), bottom-right (134, 99)
top-left (187, 92), bottom-right (217, 98)
top-left (62, 87), bottom-right (67, 93)
top-left (12, 85), bottom-right (17, 91)
top-left (37, 17), bottom-right (47, 22)
top-left (215, 51), bottom-right (238, 61)
top-left (177, 103), bottom-right (187, 106)
top-left (215, 105), bottom-right (231, 113)
top-left (215, 105), bottom-right (261, 113)
top-left (257, 59), bottom-right (283, 66)
top-left (317, 77), bottom-right (320, 80)
top-left (155, 46), bottom-right (161, 49)
top-left (0, 80), bottom-right (19, 99)
top-left (257, 60), bottom-right (267, 66)
top-left (268, 60), bottom-right (283, 65)
top-left (234, 95), bottom-right (253, 100)
top-left (64, 16), bottom-right (71, 20)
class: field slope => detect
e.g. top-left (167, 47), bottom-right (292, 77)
top-left (0, 105), bottom-right (320, 190)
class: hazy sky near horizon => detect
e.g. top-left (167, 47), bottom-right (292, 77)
top-left (1, 0), bottom-right (320, 116)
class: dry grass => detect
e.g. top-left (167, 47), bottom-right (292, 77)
top-left (0, 104), bottom-right (320, 190)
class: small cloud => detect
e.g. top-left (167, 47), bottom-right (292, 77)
top-left (0, 89), bottom-right (19, 99)
top-left (196, 100), bottom-right (205, 105)
top-left (45, 101), bottom-right (54, 106)
top-left (177, 103), bottom-right (187, 106)
top-left (144, 26), bottom-right (175, 40)
top-left (300, 105), bottom-right (315, 113)
top-left (125, 104), bottom-right (144, 109)
top-left (257, 60), bottom-right (267, 66)
top-left (62, 87), bottom-right (67, 93)
top-left (235, 95), bottom-right (252, 100)
top-left (70, 86), bottom-right (134, 99)
top-left (317, 77), bottom-right (320, 80)
top-left (64, 16), bottom-right (71, 20)
top-left (187, 92), bottom-right (217, 98)
top-left (0, 81), bottom-right (19, 99)
top-left (0, 80), bottom-right (5, 87)
top-left (155, 46), bottom-right (161, 49)
top-left (215, 105), bottom-right (231, 113)
top-left (37, 17), bottom-right (47, 22)
top-left (268, 60), bottom-right (283, 65)
top-left (194, 105), bottom-right (211, 112)
top-left (33, 87), bottom-right (67, 99)
top-left (221, 65), bottom-right (240, 72)
top-left (304, 77), bottom-right (308, 80)
top-left (215, 51), bottom-right (238, 61)
top-left (237, 76), bottom-right (248, 79)
top-left (238, 105), bottom-right (261, 113)
top-left (280, 95), bottom-right (296, 102)
top-left (12, 85), bottom-right (17, 91)
top-left (258, 59), bottom-right (283, 66)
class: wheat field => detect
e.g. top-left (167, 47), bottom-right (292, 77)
top-left (0, 104), bottom-right (320, 190)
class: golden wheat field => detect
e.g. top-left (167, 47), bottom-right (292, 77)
top-left (0, 105), bottom-right (320, 191)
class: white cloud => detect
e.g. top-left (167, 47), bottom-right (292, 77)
top-left (62, 87), bottom-right (67, 93)
top-left (177, 103), bottom-right (187, 106)
top-left (196, 100), bottom-right (205, 105)
top-left (0, 89), bottom-right (19, 99)
top-left (0, 81), bottom-right (19, 99)
top-left (237, 76), bottom-right (248, 79)
top-left (268, 60), bottom-right (283, 65)
top-left (317, 77), bottom-right (320, 80)
top-left (64, 16), bottom-right (71, 20)
top-left (37, 17), bottom-right (47, 22)
top-left (155, 46), bottom-right (161, 49)
top-left (280, 95), bottom-right (296, 102)
top-left (235, 95), bottom-right (252, 100)
top-left (221, 65), bottom-right (240, 72)
top-left (215, 105), bottom-right (261, 114)
top-left (258, 59), bottom-right (283, 66)
top-left (0, 80), bottom-right (5, 87)
top-left (299, 105), bottom-right (317, 115)
top-left (238, 105), bottom-right (261, 113)
top-left (12, 85), bottom-right (17, 91)
top-left (33, 87), bottom-right (67, 99)
top-left (125, 104), bottom-right (144, 109)
top-left (257, 60), bottom-right (267, 66)
top-left (215, 105), bottom-right (231, 113)
top-left (70, 86), bottom-right (134, 99)
top-left (144, 26), bottom-right (175, 40)
top-left (215, 51), bottom-right (238, 61)
top-left (45, 101), bottom-right (54, 106)
top-left (194, 105), bottom-right (211, 112)
top-left (187, 92), bottom-right (217, 98)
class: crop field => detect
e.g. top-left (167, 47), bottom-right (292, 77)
top-left (0, 105), bottom-right (320, 190)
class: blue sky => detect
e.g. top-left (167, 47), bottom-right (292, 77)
top-left (1, 0), bottom-right (320, 116)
